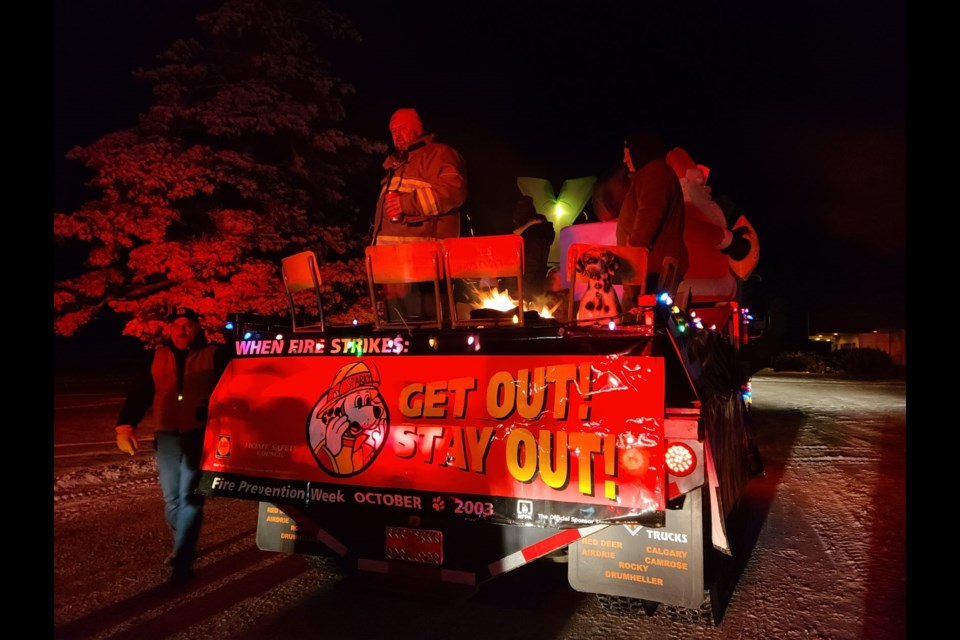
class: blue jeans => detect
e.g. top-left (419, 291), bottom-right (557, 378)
top-left (154, 429), bottom-right (206, 567)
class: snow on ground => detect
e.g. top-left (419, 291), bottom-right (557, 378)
top-left (55, 457), bottom-right (157, 497)
top-left (54, 372), bottom-right (907, 639)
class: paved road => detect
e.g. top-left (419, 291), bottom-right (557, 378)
top-left (53, 374), bottom-right (164, 476)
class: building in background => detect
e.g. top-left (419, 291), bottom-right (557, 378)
top-left (809, 329), bottom-right (906, 366)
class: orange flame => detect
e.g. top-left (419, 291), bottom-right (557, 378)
top-left (470, 286), bottom-right (559, 319)
top-left (474, 287), bottom-right (517, 311)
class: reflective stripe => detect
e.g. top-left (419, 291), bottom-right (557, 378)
top-left (355, 558), bottom-right (477, 585)
top-left (386, 177), bottom-right (432, 194)
top-left (487, 524), bottom-right (607, 576)
top-left (376, 235), bottom-right (440, 244)
top-left (383, 177), bottom-right (440, 215)
top-left (416, 187), bottom-right (440, 216)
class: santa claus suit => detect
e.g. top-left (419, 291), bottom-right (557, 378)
top-left (666, 149), bottom-right (738, 301)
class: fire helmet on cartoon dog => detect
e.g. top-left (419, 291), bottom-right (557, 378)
top-left (313, 362), bottom-right (380, 419)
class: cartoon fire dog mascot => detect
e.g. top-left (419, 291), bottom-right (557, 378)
top-left (308, 361), bottom-right (390, 477)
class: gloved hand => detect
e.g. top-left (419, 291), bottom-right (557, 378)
top-left (116, 425), bottom-right (139, 456)
top-left (721, 226), bottom-right (751, 261)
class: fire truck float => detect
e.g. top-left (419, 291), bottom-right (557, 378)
top-left (198, 230), bottom-right (764, 625)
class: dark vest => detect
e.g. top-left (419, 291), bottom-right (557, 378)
top-left (151, 345), bottom-right (218, 433)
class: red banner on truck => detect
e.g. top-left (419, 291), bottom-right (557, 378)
top-left (202, 352), bottom-right (666, 518)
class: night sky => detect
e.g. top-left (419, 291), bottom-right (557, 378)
top-left (54, 0), bottom-right (906, 346)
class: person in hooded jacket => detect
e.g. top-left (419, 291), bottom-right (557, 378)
top-left (615, 131), bottom-right (688, 309)
top-left (591, 162), bottom-right (631, 222)
top-left (371, 108), bottom-right (467, 320)
top-left (512, 195), bottom-right (556, 301)
top-left (114, 307), bottom-right (230, 586)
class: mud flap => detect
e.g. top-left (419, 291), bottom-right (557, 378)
top-left (703, 436), bottom-right (731, 555)
top-left (567, 488), bottom-right (706, 609)
top-left (255, 502), bottom-right (347, 560)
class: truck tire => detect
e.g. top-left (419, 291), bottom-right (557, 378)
top-left (663, 590), bottom-right (715, 626)
top-left (304, 553), bottom-right (352, 576)
top-left (595, 594), bottom-right (658, 617)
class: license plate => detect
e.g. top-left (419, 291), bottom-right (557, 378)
top-left (385, 526), bottom-right (443, 565)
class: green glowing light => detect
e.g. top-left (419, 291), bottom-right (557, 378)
top-left (517, 176), bottom-right (598, 263)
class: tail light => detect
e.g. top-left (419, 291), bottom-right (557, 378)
top-left (665, 442), bottom-right (697, 477)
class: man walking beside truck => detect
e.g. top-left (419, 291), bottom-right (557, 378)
top-left (114, 307), bottom-right (228, 586)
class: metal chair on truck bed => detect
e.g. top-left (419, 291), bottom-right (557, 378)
top-left (441, 234), bottom-right (525, 328)
top-left (281, 250), bottom-right (326, 333)
top-left (365, 241), bottom-right (445, 330)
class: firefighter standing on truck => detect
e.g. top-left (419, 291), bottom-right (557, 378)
top-left (371, 107), bottom-right (467, 320)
